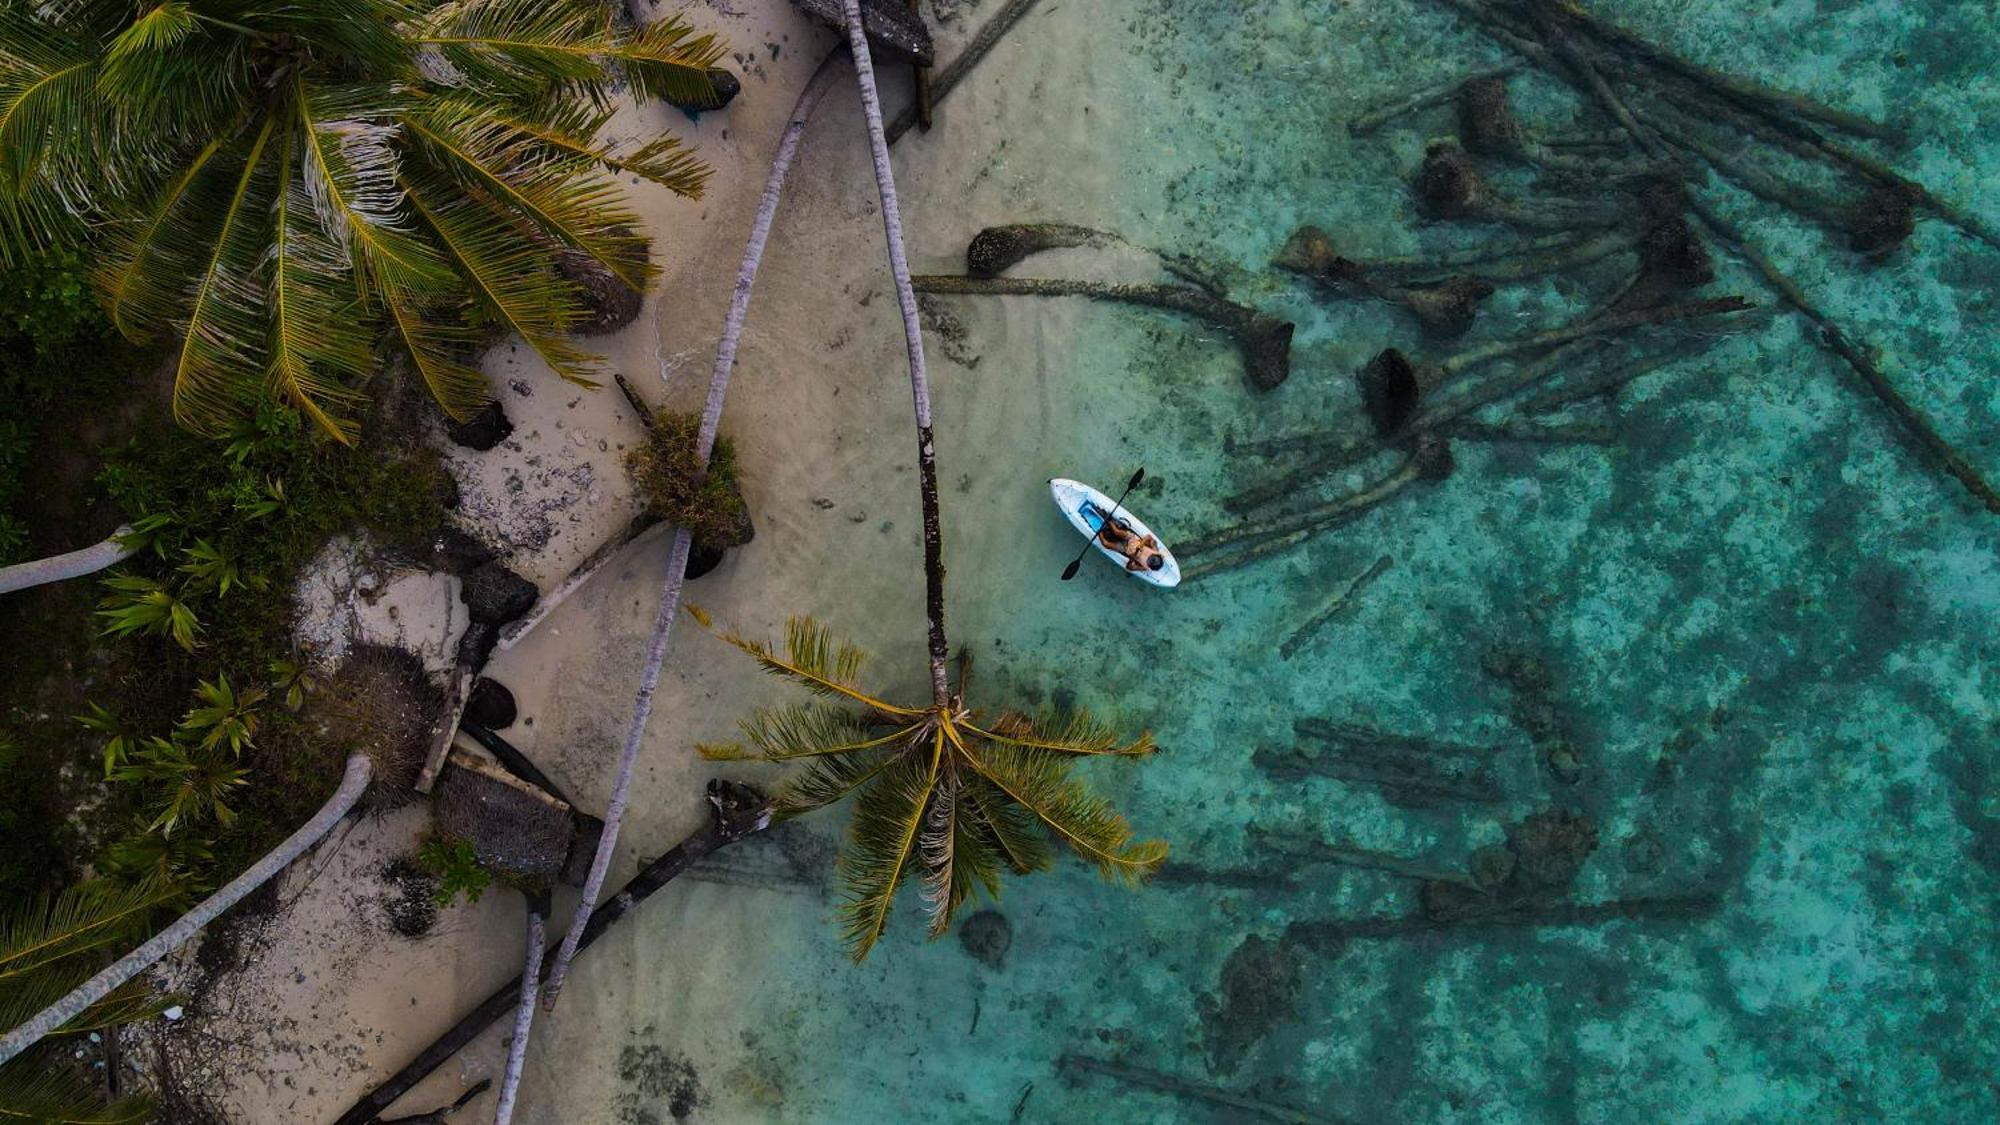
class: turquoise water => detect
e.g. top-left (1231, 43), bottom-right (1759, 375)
top-left (547, 2), bottom-right (1999, 1121)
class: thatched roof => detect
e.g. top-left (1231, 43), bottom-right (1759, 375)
top-left (434, 750), bottom-right (574, 886)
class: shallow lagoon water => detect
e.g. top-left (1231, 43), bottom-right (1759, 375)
top-left (513, 2), bottom-right (1999, 1121)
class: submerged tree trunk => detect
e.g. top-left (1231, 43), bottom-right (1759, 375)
top-left (0, 754), bottom-right (372, 1067)
top-left (845, 0), bottom-right (952, 702)
top-left (0, 525), bottom-right (136, 595)
top-left (540, 50), bottom-right (845, 1008)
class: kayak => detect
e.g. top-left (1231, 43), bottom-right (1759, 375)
top-left (1048, 478), bottom-right (1182, 588)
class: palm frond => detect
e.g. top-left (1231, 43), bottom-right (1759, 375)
top-left (267, 117), bottom-right (368, 441)
top-left (837, 739), bottom-right (942, 959)
top-left (616, 14), bottom-right (729, 107)
top-left (698, 702), bottom-right (912, 761)
top-left (919, 773), bottom-right (1003, 936)
top-left (295, 80), bottom-right (453, 291)
top-left (169, 110), bottom-right (278, 434)
top-left (95, 134), bottom-right (227, 339)
top-left (403, 96), bottom-right (653, 290)
top-left (400, 160), bottom-right (601, 385)
top-left (0, 8), bottom-right (95, 191)
top-left (476, 98), bottom-right (710, 198)
top-left (0, 878), bottom-right (176, 986)
top-left (968, 709), bottom-right (1157, 757)
top-left (0, 1059), bottom-right (154, 1124)
top-left (411, 0), bottom-right (725, 107)
top-left (249, 0), bottom-right (415, 75)
top-left (94, 2), bottom-right (241, 132)
top-left (771, 746), bottom-right (901, 820)
top-left (962, 773), bottom-right (1051, 877)
top-left (959, 738), bottom-right (1166, 885)
top-left (378, 278), bottom-right (488, 419)
top-left (685, 608), bottom-right (916, 716)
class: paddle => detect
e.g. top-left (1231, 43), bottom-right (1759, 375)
top-left (1061, 468), bottom-right (1146, 581)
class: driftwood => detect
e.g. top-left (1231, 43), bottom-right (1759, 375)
top-left (905, 0), bottom-right (933, 129)
top-left (1284, 890), bottom-right (1723, 950)
top-left (1278, 554), bottom-right (1393, 660)
top-left (1442, 418), bottom-right (1617, 445)
top-left (1058, 1054), bottom-right (1352, 1125)
top-left (375, 1079), bottom-right (490, 1124)
top-left (1353, 295), bottom-right (1751, 436)
top-left (1416, 4), bottom-right (1999, 513)
top-left (1688, 198), bottom-right (2000, 514)
top-left (330, 781), bottom-right (771, 1125)
top-left (1224, 338), bottom-right (1601, 514)
top-left (1228, 302), bottom-right (1761, 515)
top-left (1250, 826), bottom-right (1469, 885)
top-left (1518, 331), bottom-right (1727, 414)
top-left (911, 274), bottom-right (1294, 391)
top-left (1456, 74), bottom-right (1675, 180)
top-left (1179, 440), bottom-right (1451, 580)
top-left (1431, 0), bottom-right (1998, 254)
top-left (1348, 61), bottom-right (1523, 136)
top-left (495, 520), bottom-right (666, 653)
top-left (1274, 224), bottom-right (1632, 289)
top-left (886, 0), bottom-right (1045, 143)
top-left (1413, 140), bottom-right (1627, 230)
top-left (1252, 719), bottom-right (1503, 808)
top-left (459, 722), bottom-right (576, 809)
top-left (965, 223), bottom-right (1235, 294)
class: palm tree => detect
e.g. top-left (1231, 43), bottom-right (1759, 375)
top-left (839, 0), bottom-right (953, 704)
top-left (0, 0), bottom-right (726, 439)
top-left (0, 753), bottom-right (372, 1068)
top-left (692, 613), bottom-right (1165, 957)
top-left (672, 2), bottom-right (1165, 962)
top-left (538, 49), bottom-right (845, 1005)
top-left (0, 525), bottom-right (137, 596)
top-left (0, 879), bottom-right (178, 1122)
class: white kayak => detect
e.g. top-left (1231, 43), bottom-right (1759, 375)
top-left (1049, 478), bottom-right (1182, 588)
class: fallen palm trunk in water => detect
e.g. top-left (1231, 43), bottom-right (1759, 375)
top-left (1410, 0), bottom-right (2000, 512)
top-left (1057, 1054), bottom-right (1350, 1125)
top-left (1283, 889), bottom-right (1724, 949)
top-left (911, 274), bottom-right (1295, 391)
top-left (1223, 302), bottom-right (1761, 517)
top-left (1179, 439), bottom-right (1453, 580)
top-left (331, 782), bottom-right (770, 1125)
top-left (1279, 554), bottom-right (1394, 660)
top-left (964, 222), bottom-right (1237, 294)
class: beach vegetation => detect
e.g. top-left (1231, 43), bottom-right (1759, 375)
top-left (630, 410), bottom-right (752, 550)
top-left (0, 878), bottom-right (176, 1123)
top-left (693, 612), bottom-right (1165, 959)
top-left (416, 837), bottom-right (494, 907)
top-left (0, 0), bottom-right (729, 439)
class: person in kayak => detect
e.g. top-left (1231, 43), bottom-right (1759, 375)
top-left (1097, 514), bottom-right (1167, 573)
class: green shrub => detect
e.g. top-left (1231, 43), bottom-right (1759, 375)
top-left (416, 838), bottom-right (493, 907)
top-left (630, 411), bottom-right (753, 550)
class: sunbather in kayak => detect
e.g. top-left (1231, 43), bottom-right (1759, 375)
top-left (1097, 514), bottom-right (1168, 573)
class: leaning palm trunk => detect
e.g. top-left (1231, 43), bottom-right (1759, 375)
top-left (492, 905), bottom-right (545, 1125)
top-left (0, 754), bottom-right (371, 1067)
top-left (842, 0), bottom-right (952, 703)
top-left (0, 526), bottom-right (136, 596)
top-left (541, 50), bottom-right (844, 1008)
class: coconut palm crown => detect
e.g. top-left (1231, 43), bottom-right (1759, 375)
top-left (689, 610), bottom-right (1168, 960)
top-left (0, 0), bottom-right (727, 439)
